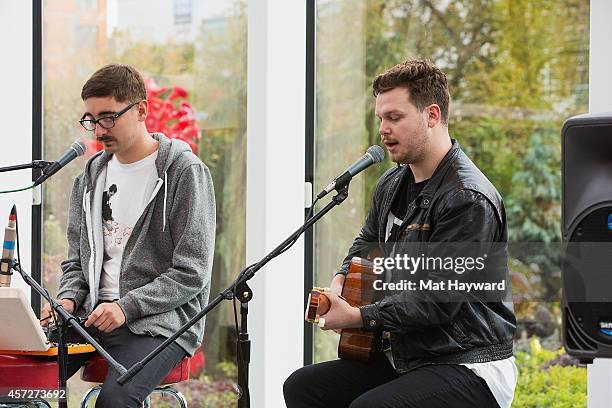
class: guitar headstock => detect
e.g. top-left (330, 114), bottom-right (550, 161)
top-left (305, 287), bottom-right (330, 324)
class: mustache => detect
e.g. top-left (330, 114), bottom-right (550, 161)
top-left (97, 136), bottom-right (116, 142)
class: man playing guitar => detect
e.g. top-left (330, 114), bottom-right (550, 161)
top-left (284, 59), bottom-right (517, 408)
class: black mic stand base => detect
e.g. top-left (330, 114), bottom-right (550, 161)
top-left (8, 261), bottom-right (127, 408)
top-left (235, 281), bottom-right (252, 408)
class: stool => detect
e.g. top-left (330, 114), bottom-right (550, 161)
top-left (80, 355), bottom-right (190, 408)
top-left (0, 353), bottom-right (58, 407)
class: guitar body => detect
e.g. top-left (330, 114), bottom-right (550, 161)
top-left (338, 257), bottom-right (379, 362)
top-left (306, 257), bottom-right (380, 362)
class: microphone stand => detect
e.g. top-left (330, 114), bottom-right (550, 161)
top-left (117, 185), bottom-right (351, 408)
top-left (0, 160), bottom-right (53, 174)
top-left (5, 260), bottom-right (127, 408)
top-left (0, 162), bottom-right (126, 407)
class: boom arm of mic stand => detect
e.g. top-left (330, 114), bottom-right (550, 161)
top-left (117, 185), bottom-right (350, 386)
top-left (0, 160), bottom-right (53, 173)
top-left (11, 261), bottom-right (127, 376)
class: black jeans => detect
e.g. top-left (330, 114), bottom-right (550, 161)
top-left (66, 325), bottom-right (186, 408)
top-left (284, 353), bottom-right (499, 408)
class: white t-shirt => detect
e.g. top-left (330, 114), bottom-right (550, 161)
top-left (99, 151), bottom-right (159, 300)
top-left (463, 357), bottom-right (518, 408)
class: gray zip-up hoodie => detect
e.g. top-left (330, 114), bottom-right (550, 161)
top-left (57, 133), bottom-right (215, 355)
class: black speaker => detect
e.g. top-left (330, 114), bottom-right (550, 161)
top-left (562, 112), bottom-right (612, 363)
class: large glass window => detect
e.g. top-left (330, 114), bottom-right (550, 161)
top-left (43, 0), bottom-right (246, 404)
top-left (313, 0), bottom-right (589, 403)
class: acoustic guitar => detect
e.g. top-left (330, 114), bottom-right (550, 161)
top-left (306, 257), bottom-right (380, 362)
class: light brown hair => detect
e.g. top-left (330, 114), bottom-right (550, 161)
top-left (81, 63), bottom-right (147, 103)
top-left (373, 59), bottom-right (450, 125)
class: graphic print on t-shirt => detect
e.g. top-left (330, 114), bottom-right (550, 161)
top-left (102, 184), bottom-right (117, 228)
top-left (102, 183), bottom-right (133, 249)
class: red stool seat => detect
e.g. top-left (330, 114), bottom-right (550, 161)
top-left (0, 353), bottom-right (59, 389)
top-left (81, 355), bottom-right (190, 384)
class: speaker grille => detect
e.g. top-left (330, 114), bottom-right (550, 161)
top-left (564, 307), bottom-right (597, 352)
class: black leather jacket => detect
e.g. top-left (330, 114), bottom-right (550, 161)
top-left (338, 140), bottom-right (516, 373)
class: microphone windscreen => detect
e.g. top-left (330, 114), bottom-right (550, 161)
top-left (367, 145), bottom-right (385, 163)
top-left (72, 140), bottom-right (87, 156)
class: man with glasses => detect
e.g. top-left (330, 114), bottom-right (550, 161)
top-left (40, 63), bottom-right (216, 407)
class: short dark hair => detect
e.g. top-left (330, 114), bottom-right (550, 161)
top-left (373, 59), bottom-right (450, 125)
top-left (81, 63), bottom-right (147, 103)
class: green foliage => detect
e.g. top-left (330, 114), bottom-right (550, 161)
top-left (452, 116), bottom-right (524, 197)
top-left (108, 31), bottom-right (195, 75)
top-left (43, 214), bottom-right (67, 257)
top-left (315, 0), bottom-right (587, 285)
top-left (216, 360), bottom-right (238, 378)
top-left (507, 128), bottom-right (561, 242)
top-left (506, 127), bottom-right (562, 302)
top-left (513, 339), bottom-right (586, 407)
top-left (314, 0), bottom-right (590, 401)
top-left (149, 361), bottom-right (239, 408)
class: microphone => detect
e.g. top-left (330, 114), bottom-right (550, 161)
top-left (34, 140), bottom-right (87, 186)
top-left (0, 205), bottom-right (16, 288)
top-left (317, 145), bottom-right (385, 199)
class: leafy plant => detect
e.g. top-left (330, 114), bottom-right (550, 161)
top-left (513, 338), bottom-right (586, 407)
top-left (145, 78), bottom-right (201, 154)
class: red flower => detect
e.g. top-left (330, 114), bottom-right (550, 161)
top-left (145, 78), bottom-right (166, 97)
top-left (86, 79), bottom-right (202, 155)
top-left (168, 86), bottom-right (188, 100)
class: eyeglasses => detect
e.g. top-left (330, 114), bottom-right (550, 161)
top-left (79, 101), bottom-right (140, 131)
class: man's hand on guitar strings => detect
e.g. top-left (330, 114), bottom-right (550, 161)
top-left (318, 292), bottom-right (362, 331)
top-left (330, 273), bottom-right (345, 296)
